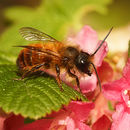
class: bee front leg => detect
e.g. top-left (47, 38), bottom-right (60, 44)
top-left (67, 68), bottom-right (81, 92)
top-left (55, 64), bottom-right (63, 91)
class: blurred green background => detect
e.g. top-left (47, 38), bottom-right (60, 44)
top-left (0, 0), bottom-right (130, 57)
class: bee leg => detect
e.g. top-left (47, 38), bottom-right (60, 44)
top-left (14, 63), bottom-right (45, 81)
top-left (67, 69), bottom-right (81, 92)
top-left (55, 64), bottom-right (63, 91)
top-left (13, 70), bottom-right (32, 81)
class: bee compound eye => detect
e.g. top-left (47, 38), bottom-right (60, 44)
top-left (80, 59), bottom-right (86, 64)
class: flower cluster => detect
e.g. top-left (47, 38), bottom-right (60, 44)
top-left (0, 26), bottom-right (129, 130)
top-left (103, 58), bottom-right (130, 130)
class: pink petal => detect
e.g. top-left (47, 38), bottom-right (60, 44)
top-left (49, 111), bottom-right (69, 129)
top-left (89, 93), bottom-right (113, 124)
top-left (70, 25), bottom-right (98, 54)
top-left (123, 58), bottom-right (130, 84)
top-left (97, 61), bottom-right (114, 83)
top-left (94, 41), bottom-right (108, 67)
top-left (50, 102), bottom-right (93, 130)
top-left (66, 112), bottom-right (92, 130)
top-left (65, 116), bottom-right (91, 130)
top-left (66, 116), bottom-right (76, 130)
top-left (19, 118), bottom-right (53, 130)
top-left (102, 58), bottom-right (130, 108)
top-left (80, 74), bottom-right (97, 93)
top-left (0, 109), bottom-right (10, 130)
top-left (4, 115), bottom-right (24, 130)
top-left (111, 103), bottom-right (130, 130)
top-left (102, 78), bottom-right (127, 101)
top-left (121, 88), bottom-right (130, 108)
top-left (67, 101), bottom-right (94, 121)
top-left (75, 121), bottom-right (91, 130)
top-left (92, 115), bottom-right (111, 130)
top-left (0, 117), bottom-right (6, 130)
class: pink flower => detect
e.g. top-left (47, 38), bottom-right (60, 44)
top-left (4, 115), bottom-right (24, 130)
top-left (97, 61), bottom-right (114, 83)
top-left (92, 115), bottom-right (111, 130)
top-left (111, 103), bottom-right (130, 130)
top-left (0, 108), bottom-right (9, 130)
top-left (18, 117), bottom-right (53, 130)
top-left (102, 58), bottom-right (130, 130)
top-left (0, 113), bottom-right (24, 130)
top-left (103, 58), bottom-right (130, 107)
top-left (19, 101), bottom-right (94, 130)
top-left (68, 26), bottom-right (108, 92)
top-left (89, 93), bottom-right (113, 125)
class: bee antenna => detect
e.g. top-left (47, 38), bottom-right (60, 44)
top-left (90, 62), bottom-right (101, 91)
top-left (91, 27), bottom-right (113, 56)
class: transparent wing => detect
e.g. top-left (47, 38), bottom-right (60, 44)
top-left (15, 45), bottom-right (61, 59)
top-left (19, 27), bottom-right (57, 42)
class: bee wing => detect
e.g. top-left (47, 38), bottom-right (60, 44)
top-left (19, 27), bottom-right (58, 42)
top-left (15, 45), bottom-right (61, 59)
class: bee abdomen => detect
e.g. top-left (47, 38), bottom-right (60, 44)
top-left (17, 49), bottom-right (34, 71)
top-left (17, 49), bottom-right (53, 72)
top-left (17, 51), bottom-right (26, 70)
top-left (25, 49), bottom-right (32, 66)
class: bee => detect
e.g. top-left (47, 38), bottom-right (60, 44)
top-left (16, 27), bottom-right (113, 92)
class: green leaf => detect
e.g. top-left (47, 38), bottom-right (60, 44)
top-left (128, 41), bottom-right (130, 58)
top-left (0, 64), bottom-right (86, 119)
top-left (0, 51), bottom-right (16, 64)
top-left (108, 101), bottom-right (114, 111)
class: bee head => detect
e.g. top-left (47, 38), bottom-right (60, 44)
top-left (75, 52), bottom-right (92, 76)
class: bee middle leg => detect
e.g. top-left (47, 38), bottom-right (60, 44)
top-left (55, 64), bottom-right (63, 91)
top-left (67, 68), bottom-right (81, 92)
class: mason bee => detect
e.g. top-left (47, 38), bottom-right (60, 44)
top-left (16, 27), bottom-right (113, 92)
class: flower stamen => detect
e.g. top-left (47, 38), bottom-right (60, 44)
top-left (128, 100), bottom-right (130, 108)
top-left (123, 90), bottom-right (128, 95)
